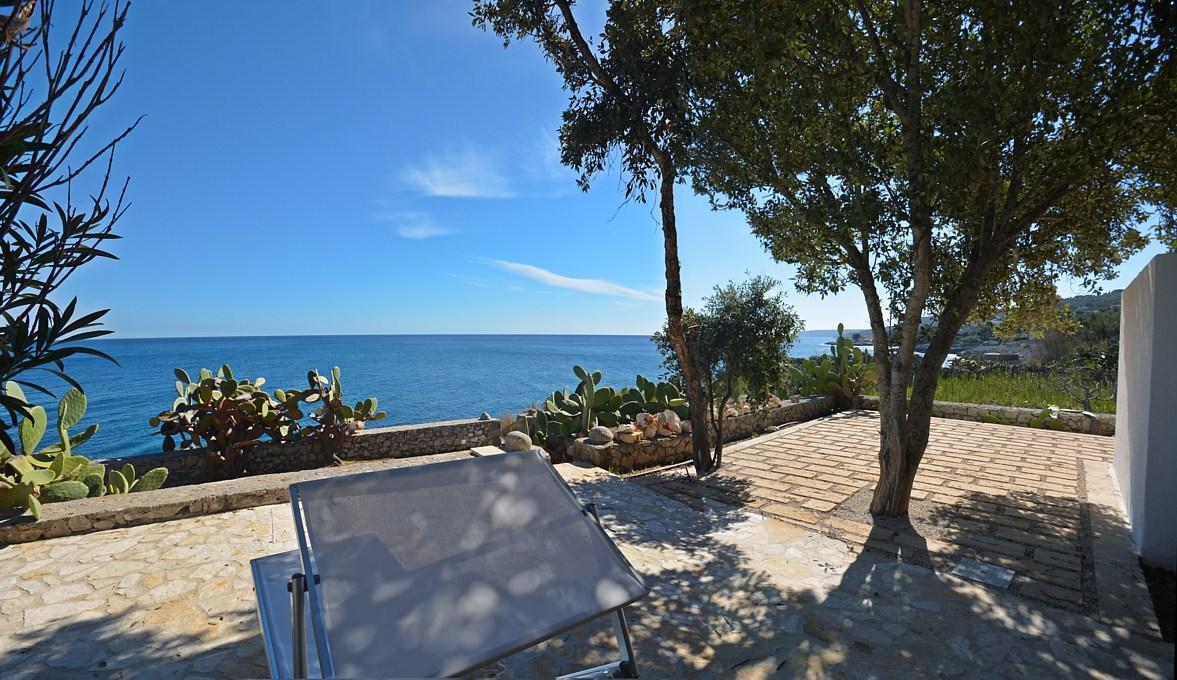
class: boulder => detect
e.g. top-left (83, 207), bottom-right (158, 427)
top-left (680, 420), bottom-right (692, 434)
top-left (615, 424), bottom-right (640, 444)
top-left (502, 430), bottom-right (533, 452)
top-left (587, 425), bottom-right (614, 445)
top-left (479, 412), bottom-right (492, 421)
top-left (656, 410), bottom-right (682, 437)
top-left (635, 412), bottom-right (658, 439)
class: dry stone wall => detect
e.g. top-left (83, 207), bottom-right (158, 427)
top-left (569, 396), bottom-right (835, 473)
top-left (99, 418), bottom-right (502, 487)
top-left (854, 395), bottom-right (1115, 435)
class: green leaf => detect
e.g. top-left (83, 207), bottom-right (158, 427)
top-left (18, 405), bottom-right (48, 454)
top-left (24, 469), bottom-right (56, 485)
top-left (4, 381), bottom-right (28, 405)
top-left (174, 368), bottom-right (191, 383)
top-left (108, 470), bottom-right (129, 494)
top-left (27, 494), bottom-right (42, 520)
top-left (57, 388), bottom-right (87, 431)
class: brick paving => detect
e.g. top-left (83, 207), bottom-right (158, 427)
top-left (2, 461), bottom-right (1171, 679)
top-left (636, 411), bottom-right (1117, 613)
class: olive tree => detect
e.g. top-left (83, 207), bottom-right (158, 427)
top-left (682, 0), bottom-right (1170, 515)
top-left (472, 0), bottom-right (718, 471)
top-left (655, 275), bottom-right (801, 467)
top-left (1, 0), bottom-right (138, 451)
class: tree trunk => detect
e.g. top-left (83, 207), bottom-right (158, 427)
top-left (869, 377), bottom-right (935, 516)
top-left (711, 394), bottom-right (729, 471)
top-left (656, 165), bottom-right (712, 473)
top-left (868, 257), bottom-right (991, 517)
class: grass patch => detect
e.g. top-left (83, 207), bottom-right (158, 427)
top-left (867, 370), bottom-right (1117, 414)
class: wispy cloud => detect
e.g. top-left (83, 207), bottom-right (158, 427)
top-left (379, 212), bottom-right (451, 239)
top-left (399, 147), bottom-right (514, 198)
top-left (397, 132), bottom-right (575, 200)
top-left (487, 259), bottom-right (660, 302)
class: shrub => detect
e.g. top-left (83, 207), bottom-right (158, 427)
top-left (152, 364), bottom-right (385, 475)
top-left (791, 323), bottom-right (874, 408)
top-left (530, 367), bottom-right (688, 444)
top-left (0, 384), bottom-right (167, 520)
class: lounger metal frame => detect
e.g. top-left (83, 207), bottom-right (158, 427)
top-left (264, 481), bottom-right (643, 679)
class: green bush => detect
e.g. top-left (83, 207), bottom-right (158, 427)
top-left (530, 367), bottom-right (687, 443)
top-left (152, 364), bottom-right (386, 474)
top-left (0, 384), bottom-right (167, 520)
top-left (792, 323), bottom-right (874, 408)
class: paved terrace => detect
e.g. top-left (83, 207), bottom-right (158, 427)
top-left (638, 411), bottom-right (1157, 627)
top-left (0, 422), bottom-right (1172, 678)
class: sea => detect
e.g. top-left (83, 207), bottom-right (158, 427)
top-left (22, 330), bottom-right (854, 459)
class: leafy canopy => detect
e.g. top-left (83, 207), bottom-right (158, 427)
top-left (655, 275), bottom-right (802, 408)
top-left (684, 0), bottom-right (1167, 339)
top-left (473, 0), bottom-right (691, 198)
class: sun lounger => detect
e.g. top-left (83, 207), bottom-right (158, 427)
top-left (250, 451), bottom-right (648, 678)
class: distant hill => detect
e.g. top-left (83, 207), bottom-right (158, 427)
top-left (928, 290), bottom-right (1123, 361)
top-left (1064, 290), bottom-right (1122, 314)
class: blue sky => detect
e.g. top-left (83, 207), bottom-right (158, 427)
top-left (61, 1), bottom-right (1167, 338)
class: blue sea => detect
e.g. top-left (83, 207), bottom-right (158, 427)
top-left (25, 331), bottom-right (850, 459)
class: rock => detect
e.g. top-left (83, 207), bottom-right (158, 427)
top-left (502, 431), bottom-right (533, 452)
top-left (587, 426), bottom-right (614, 445)
top-left (634, 413), bottom-right (659, 438)
top-left (680, 420), bottom-right (692, 434)
top-left (615, 425), bottom-right (640, 444)
top-left (657, 410), bottom-right (682, 437)
top-left (479, 412), bottom-right (492, 421)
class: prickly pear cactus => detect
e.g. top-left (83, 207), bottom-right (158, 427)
top-left (81, 472), bottom-right (106, 497)
top-left (131, 467), bottom-right (168, 493)
top-left (40, 480), bottom-right (90, 504)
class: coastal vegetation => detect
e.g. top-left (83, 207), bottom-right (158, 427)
top-left (792, 325), bottom-right (875, 410)
top-left (473, 0), bottom-right (715, 473)
top-left (654, 275), bottom-right (802, 466)
top-left (152, 364), bottom-right (385, 477)
top-left (681, 0), bottom-right (1168, 516)
top-left (472, 0), bottom-right (1169, 515)
top-left (867, 367), bottom-right (1117, 415)
top-left (0, 1), bottom-right (137, 454)
top-left (0, 383), bottom-right (166, 520)
top-left (531, 366), bottom-right (690, 447)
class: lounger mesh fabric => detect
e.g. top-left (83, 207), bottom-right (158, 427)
top-left (292, 451), bottom-right (647, 678)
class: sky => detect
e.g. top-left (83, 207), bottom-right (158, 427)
top-left (59, 1), bottom-right (1169, 338)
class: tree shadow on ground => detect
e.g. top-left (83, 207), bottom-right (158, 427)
top-left (519, 471), bottom-right (1174, 679)
top-left (0, 603), bottom-right (269, 679)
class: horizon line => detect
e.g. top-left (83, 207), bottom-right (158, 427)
top-left (94, 329), bottom-right (864, 341)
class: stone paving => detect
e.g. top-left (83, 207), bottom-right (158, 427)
top-left (636, 411), bottom-right (1127, 614)
top-left (0, 454), bottom-right (1172, 678)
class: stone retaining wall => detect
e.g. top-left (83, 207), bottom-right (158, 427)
top-left (100, 418), bottom-right (502, 487)
top-left (570, 433), bottom-right (694, 472)
top-left (0, 452), bottom-right (470, 545)
top-left (719, 396), bottom-right (836, 441)
top-left (854, 395), bottom-right (1115, 435)
top-left (569, 396), bottom-right (835, 473)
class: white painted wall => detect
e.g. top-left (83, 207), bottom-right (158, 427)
top-left (1114, 252), bottom-right (1177, 569)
